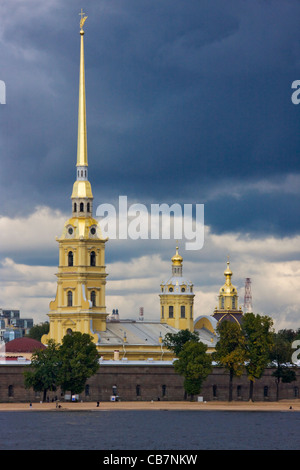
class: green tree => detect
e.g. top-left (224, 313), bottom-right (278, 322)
top-left (57, 332), bottom-right (100, 396)
top-left (213, 321), bottom-right (247, 401)
top-left (270, 332), bottom-right (296, 401)
top-left (27, 322), bottom-right (49, 341)
top-left (242, 313), bottom-right (274, 401)
top-left (24, 339), bottom-right (60, 402)
top-left (163, 329), bottom-right (200, 356)
top-left (174, 341), bottom-right (212, 400)
top-left (277, 328), bottom-right (300, 343)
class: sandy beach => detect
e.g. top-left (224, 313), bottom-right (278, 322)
top-left (0, 400), bottom-right (299, 412)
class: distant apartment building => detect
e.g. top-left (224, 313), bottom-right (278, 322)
top-left (0, 309), bottom-right (34, 343)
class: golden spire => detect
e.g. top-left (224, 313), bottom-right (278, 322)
top-left (71, 10), bottom-right (93, 201)
top-left (224, 258), bottom-right (233, 286)
top-left (77, 9), bottom-right (88, 168)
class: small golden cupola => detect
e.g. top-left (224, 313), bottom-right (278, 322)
top-left (171, 245), bottom-right (183, 274)
top-left (159, 245), bottom-right (195, 331)
top-left (212, 258), bottom-right (243, 325)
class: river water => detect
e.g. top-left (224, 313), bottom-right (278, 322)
top-left (0, 410), bottom-right (299, 451)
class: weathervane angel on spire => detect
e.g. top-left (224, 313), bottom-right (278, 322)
top-left (79, 9), bottom-right (88, 30)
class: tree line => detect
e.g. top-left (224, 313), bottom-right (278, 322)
top-left (26, 315), bottom-right (300, 402)
top-left (163, 313), bottom-right (300, 401)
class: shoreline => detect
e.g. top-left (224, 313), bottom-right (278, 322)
top-left (0, 400), bottom-right (299, 412)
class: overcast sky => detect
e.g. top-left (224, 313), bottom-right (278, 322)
top-left (1, 0), bottom-right (300, 330)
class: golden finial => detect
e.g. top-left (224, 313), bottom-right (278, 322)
top-left (79, 9), bottom-right (88, 32)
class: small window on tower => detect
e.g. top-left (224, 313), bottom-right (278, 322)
top-left (68, 251), bottom-right (74, 266)
top-left (67, 291), bottom-right (73, 307)
top-left (90, 251), bottom-right (96, 266)
top-left (80, 202), bottom-right (84, 212)
top-left (91, 290), bottom-right (96, 307)
top-left (169, 306), bottom-right (174, 318)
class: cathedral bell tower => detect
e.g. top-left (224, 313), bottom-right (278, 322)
top-left (42, 13), bottom-right (108, 345)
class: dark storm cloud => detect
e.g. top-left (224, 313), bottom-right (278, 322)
top-left (1, 0), bottom-right (300, 236)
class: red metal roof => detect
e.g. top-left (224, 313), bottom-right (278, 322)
top-left (5, 337), bottom-right (46, 353)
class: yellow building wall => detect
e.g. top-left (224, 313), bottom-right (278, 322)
top-left (160, 294), bottom-right (194, 331)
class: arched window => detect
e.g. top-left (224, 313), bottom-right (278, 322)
top-left (87, 202), bottom-right (90, 212)
top-left (90, 251), bottom-right (96, 266)
top-left (169, 306), bottom-right (174, 318)
top-left (74, 202), bottom-right (77, 212)
top-left (80, 202), bottom-right (84, 212)
top-left (67, 291), bottom-right (73, 307)
top-left (91, 290), bottom-right (96, 307)
top-left (68, 251), bottom-right (73, 266)
top-left (161, 306), bottom-right (164, 319)
top-left (180, 305), bottom-right (186, 318)
top-left (136, 385), bottom-right (141, 397)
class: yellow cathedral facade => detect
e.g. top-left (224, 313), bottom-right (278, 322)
top-left (41, 15), bottom-right (243, 360)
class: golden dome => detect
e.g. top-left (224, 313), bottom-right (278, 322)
top-left (218, 259), bottom-right (238, 301)
top-left (171, 245), bottom-right (183, 266)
